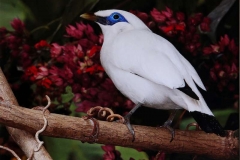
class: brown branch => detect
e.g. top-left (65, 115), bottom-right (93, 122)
top-left (0, 103), bottom-right (238, 160)
top-left (0, 68), bottom-right (52, 160)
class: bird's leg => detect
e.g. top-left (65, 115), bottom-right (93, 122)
top-left (124, 103), bottom-right (142, 142)
top-left (162, 110), bottom-right (178, 142)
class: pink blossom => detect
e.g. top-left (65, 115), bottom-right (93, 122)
top-left (150, 8), bottom-right (166, 23)
top-left (161, 7), bottom-right (173, 18)
top-left (66, 25), bottom-right (83, 39)
top-left (35, 66), bottom-right (49, 79)
top-left (49, 66), bottom-right (59, 76)
top-left (49, 75), bottom-right (63, 86)
top-left (101, 145), bottom-right (122, 160)
top-left (73, 93), bottom-right (82, 103)
top-left (50, 43), bottom-right (62, 58)
top-left (219, 34), bottom-right (230, 50)
top-left (60, 66), bottom-right (73, 80)
top-left (10, 18), bottom-right (25, 33)
top-left (76, 22), bottom-right (87, 31)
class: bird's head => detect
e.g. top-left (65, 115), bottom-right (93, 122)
top-left (80, 9), bottom-right (149, 35)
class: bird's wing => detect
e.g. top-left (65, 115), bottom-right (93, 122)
top-left (110, 30), bottom-right (186, 89)
top-left (178, 54), bottom-right (206, 91)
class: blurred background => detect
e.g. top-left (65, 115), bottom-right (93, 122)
top-left (0, 0), bottom-right (239, 159)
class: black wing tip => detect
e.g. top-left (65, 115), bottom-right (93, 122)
top-left (177, 80), bottom-right (199, 100)
top-left (190, 111), bottom-right (226, 137)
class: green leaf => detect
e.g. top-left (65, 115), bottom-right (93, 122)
top-left (43, 137), bottom-right (104, 160)
top-left (116, 146), bottom-right (149, 160)
top-left (0, 0), bottom-right (34, 29)
top-left (180, 109), bottom-right (237, 130)
top-left (61, 86), bottom-right (74, 103)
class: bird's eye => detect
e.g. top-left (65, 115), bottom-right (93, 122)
top-left (113, 14), bottom-right (120, 20)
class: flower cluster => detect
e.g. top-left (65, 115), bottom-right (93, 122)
top-left (0, 18), bottom-right (32, 69)
top-left (204, 34), bottom-right (238, 92)
top-left (150, 7), bottom-right (212, 56)
top-left (0, 19), bottom-right (134, 113)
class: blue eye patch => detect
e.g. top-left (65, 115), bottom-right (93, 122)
top-left (96, 12), bottom-right (128, 25)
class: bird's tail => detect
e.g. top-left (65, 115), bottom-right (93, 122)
top-left (190, 111), bottom-right (225, 136)
top-left (190, 82), bottom-right (226, 137)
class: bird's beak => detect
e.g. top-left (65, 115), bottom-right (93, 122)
top-left (80, 13), bottom-right (97, 21)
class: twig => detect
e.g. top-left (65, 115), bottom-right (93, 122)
top-left (34, 95), bottom-right (51, 151)
top-left (0, 146), bottom-right (21, 160)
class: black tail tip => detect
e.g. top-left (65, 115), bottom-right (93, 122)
top-left (190, 111), bottom-right (226, 137)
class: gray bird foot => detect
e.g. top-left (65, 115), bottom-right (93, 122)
top-left (162, 120), bottom-right (175, 142)
top-left (124, 114), bottom-right (135, 142)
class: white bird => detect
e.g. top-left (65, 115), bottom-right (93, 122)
top-left (80, 9), bottom-right (225, 141)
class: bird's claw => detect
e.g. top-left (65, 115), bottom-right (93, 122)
top-left (163, 120), bottom-right (175, 142)
top-left (124, 115), bottom-right (135, 142)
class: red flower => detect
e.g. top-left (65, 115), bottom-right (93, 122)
top-left (176, 12), bottom-right (185, 21)
top-left (85, 64), bottom-right (104, 74)
top-left (219, 34), bottom-right (230, 51)
top-left (203, 46), bottom-right (213, 55)
top-left (10, 18), bottom-right (25, 33)
top-left (25, 66), bottom-right (38, 81)
top-left (40, 78), bottom-right (52, 88)
top-left (228, 39), bottom-right (238, 55)
top-left (35, 40), bottom-right (51, 50)
top-left (200, 17), bottom-right (211, 32)
top-left (175, 22), bottom-right (185, 31)
top-left (159, 25), bottom-right (174, 33)
top-left (87, 45), bottom-right (101, 58)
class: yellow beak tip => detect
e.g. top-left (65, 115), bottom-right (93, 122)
top-left (80, 13), bottom-right (97, 21)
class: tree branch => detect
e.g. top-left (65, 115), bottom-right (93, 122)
top-left (0, 68), bottom-right (52, 160)
top-left (0, 102), bottom-right (238, 160)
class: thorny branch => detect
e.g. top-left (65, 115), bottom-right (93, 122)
top-left (0, 102), bottom-right (238, 160)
